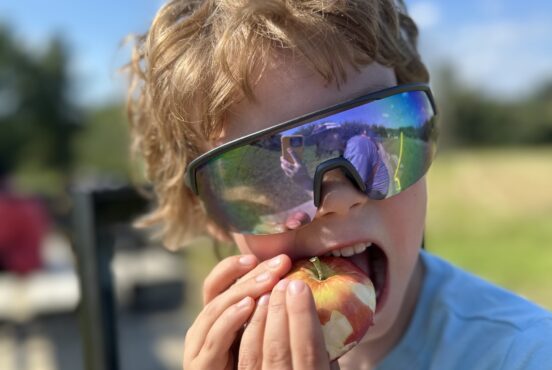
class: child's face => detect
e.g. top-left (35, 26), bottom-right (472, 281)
top-left (216, 58), bottom-right (426, 347)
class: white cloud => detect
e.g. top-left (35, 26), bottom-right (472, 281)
top-left (409, 1), bottom-right (441, 29)
top-left (420, 18), bottom-right (552, 99)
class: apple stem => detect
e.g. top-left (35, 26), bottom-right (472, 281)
top-left (309, 257), bottom-right (325, 280)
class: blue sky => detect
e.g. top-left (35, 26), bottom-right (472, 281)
top-left (1, 0), bottom-right (551, 106)
top-left (409, 0), bottom-right (552, 99)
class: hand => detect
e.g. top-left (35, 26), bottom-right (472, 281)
top-left (280, 149), bottom-right (312, 190)
top-left (182, 254), bottom-right (292, 370)
top-left (238, 279), bottom-right (341, 369)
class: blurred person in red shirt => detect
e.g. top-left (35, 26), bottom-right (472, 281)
top-left (0, 162), bottom-right (49, 275)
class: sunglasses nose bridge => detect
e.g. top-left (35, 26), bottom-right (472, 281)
top-left (312, 158), bottom-right (366, 207)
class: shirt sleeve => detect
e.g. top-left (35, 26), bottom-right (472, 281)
top-left (500, 318), bottom-right (552, 370)
top-left (343, 136), bottom-right (389, 197)
top-left (344, 136), bottom-right (371, 184)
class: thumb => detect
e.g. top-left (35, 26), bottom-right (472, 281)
top-left (287, 147), bottom-right (300, 164)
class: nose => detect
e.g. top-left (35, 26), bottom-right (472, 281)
top-left (315, 168), bottom-right (368, 218)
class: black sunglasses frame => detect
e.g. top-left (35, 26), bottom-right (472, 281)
top-left (186, 83), bottom-right (437, 195)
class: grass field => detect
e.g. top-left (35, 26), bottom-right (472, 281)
top-left (184, 148), bottom-right (552, 318)
top-left (426, 148), bottom-right (552, 309)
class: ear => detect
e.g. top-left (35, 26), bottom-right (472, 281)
top-left (206, 219), bottom-right (234, 244)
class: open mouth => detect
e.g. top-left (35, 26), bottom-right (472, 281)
top-left (324, 242), bottom-right (389, 312)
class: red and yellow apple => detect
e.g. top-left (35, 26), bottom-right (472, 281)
top-left (284, 256), bottom-right (376, 361)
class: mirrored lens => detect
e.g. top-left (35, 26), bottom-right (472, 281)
top-left (195, 89), bottom-right (437, 234)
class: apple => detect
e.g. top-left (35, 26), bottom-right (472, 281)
top-left (284, 256), bottom-right (376, 361)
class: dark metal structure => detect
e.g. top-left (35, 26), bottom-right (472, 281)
top-left (72, 186), bottom-right (149, 370)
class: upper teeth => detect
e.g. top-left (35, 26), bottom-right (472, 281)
top-left (327, 242), bottom-right (372, 257)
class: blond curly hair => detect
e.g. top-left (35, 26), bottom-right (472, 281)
top-left (126, 0), bottom-right (429, 250)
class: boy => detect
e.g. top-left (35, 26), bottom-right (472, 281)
top-left (126, 0), bottom-right (552, 369)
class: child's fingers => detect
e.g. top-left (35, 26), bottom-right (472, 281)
top-left (203, 254), bottom-right (259, 305)
top-left (280, 156), bottom-right (293, 169)
top-left (238, 293), bottom-right (270, 369)
top-left (204, 254), bottom-right (292, 305)
top-left (233, 254), bottom-right (292, 289)
top-left (286, 280), bottom-right (331, 370)
top-left (189, 296), bottom-right (255, 369)
top-left (186, 276), bottom-right (275, 360)
top-left (185, 258), bottom-right (289, 360)
top-left (262, 279), bottom-right (292, 369)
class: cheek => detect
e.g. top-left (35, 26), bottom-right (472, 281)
top-left (231, 232), bottom-right (296, 261)
top-left (362, 180), bottom-right (426, 340)
top-left (382, 178), bottom-right (427, 252)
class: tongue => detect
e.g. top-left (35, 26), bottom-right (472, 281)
top-left (343, 250), bottom-right (370, 277)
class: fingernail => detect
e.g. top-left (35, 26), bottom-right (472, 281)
top-left (258, 294), bottom-right (270, 306)
top-left (237, 296), bottom-right (252, 308)
top-left (268, 256), bottom-right (281, 268)
top-left (274, 279), bottom-right (289, 291)
top-left (287, 220), bottom-right (301, 229)
top-left (239, 255), bottom-right (256, 266)
top-left (288, 280), bottom-right (305, 296)
top-left (255, 272), bottom-right (271, 282)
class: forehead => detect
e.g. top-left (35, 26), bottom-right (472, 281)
top-left (219, 60), bottom-right (397, 144)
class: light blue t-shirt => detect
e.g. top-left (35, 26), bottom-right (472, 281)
top-left (376, 251), bottom-right (552, 370)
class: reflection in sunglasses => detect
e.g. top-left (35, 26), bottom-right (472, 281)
top-left (394, 131), bottom-right (404, 192)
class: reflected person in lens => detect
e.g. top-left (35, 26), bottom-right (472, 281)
top-left (280, 123), bottom-right (390, 200)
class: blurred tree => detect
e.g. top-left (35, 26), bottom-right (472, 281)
top-left (0, 25), bottom-right (81, 181)
top-left (527, 82), bottom-right (552, 143)
top-left (0, 25), bottom-right (24, 172)
top-left (433, 63), bottom-right (552, 148)
top-left (73, 104), bottom-right (131, 180)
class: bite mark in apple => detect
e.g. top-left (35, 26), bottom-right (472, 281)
top-left (284, 256), bottom-right (376, 361)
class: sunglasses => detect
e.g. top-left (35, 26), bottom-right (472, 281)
top-left (186, 83), bottom-right (438, 235)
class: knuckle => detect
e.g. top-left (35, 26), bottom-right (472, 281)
top-left (202, 274), bottom-right (216, 297)
top-left (247, 312), bottom-right (264, 327)
top-left (269, 301), bottom-right (286, 314)
top-left (264, 342), bottom-right (291, 366)
top-left (300, 344), bottom-right (322, 367)
top-left (202, 300), bottom-right (219, 318)
top-left (202, 336), bottom-right (216, 352)
top-left (238, 349), bottom-right (261, 370)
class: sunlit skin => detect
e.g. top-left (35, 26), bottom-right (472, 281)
top-left (183, 54), bottom-right (426, 370)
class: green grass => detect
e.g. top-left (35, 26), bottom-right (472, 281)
top-left (184, 148), bottom-right (552, 317)
top-left (426, 148), bottom-right (552, 309)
